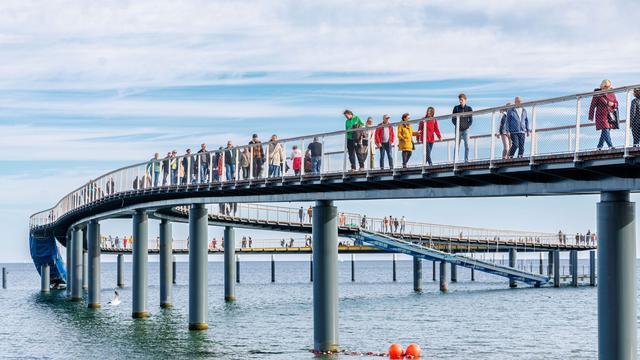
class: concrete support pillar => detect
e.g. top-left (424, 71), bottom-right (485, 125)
top-left (224, 226), bottom-right (236, 302)
top-left (553, 250), bottom-right (560, 288)
top-left (65, 231), bottom-right (72, 297)
top-left (509, 248), bottom-right (517, 288)
top-left (2, 267), bottom-right (6, 289)
top-left (310, 254), bottom-right (313, 282)
top-left (271, 254), bottom-right (276, 283)
top-left (471, 267), bottom-right (475, 281)
top-left (116, 254), bottom-right (124, 288)
top-left (539, 253), bottom-right (544, 275)
top-left (548, 250), bottom-right (554, 277)
top-left (570, 250), bottom-right (578, 287)
top-left (87, 220), bottom-right (101, 308)
top-left (189, 204), bottom-right (208, 330)
top-left (432, 261), bottom-right (436, 281)
top-left (312, 200), bottom-right (339, 353)
top-left (439, 261), bottom-right (448, 292)
top-left (590, 250), bottom-right (596, 287)
top-left (597, 191), bottom-right (636, 359)
top-left (82, 251), bottom-right (88, 290)
top-left (172, 256), bottom-right (177, 284)
top-left (236, 255), bottom-right (240, 283)
top-left (132, 209), bottom-right (149, 318)
top-left (451, 263), bottom-right (458, 283)
top-left (71, 227), bottom-right (83, 301)
top-left (40, 264), bottom-right (50, 293)
top-left (392, 254), bottom-right (397, 282)
top-left (159, 219), bottom-right (173, 308)
top-left (413, 257), bottom-right (422, 293)
top-left (351, 254), bottom-right (355, 282)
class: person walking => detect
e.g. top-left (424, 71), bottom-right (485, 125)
top-left (224, 140), bottom-right (236, 181)
top-left (353, 122), bottom-right (368, 170)
top-left (498, 104), bottom-right (511, 159)
top-left (417, 107), bottom-right (442, 166)
top-left (249, 134), bottom-right (264, 178)
top-left (383, 216), bottom-right (389, 232)
top-left (291, 145), bottom-right (303, 175)
top-left (306, 137), bottom-right (323, 175)
top-left (400, 216), bottom-right (406, 234)
top-left (162, 151), bottom-right (171, 185)
top-left (197, 143), bottom-right (210, 183)
top-left (307, 206), bottom-right (313, 223)
top-left (397, 113), bottom-right (415, 168)
top-left (147, 152), bottom-right (162, 187)
top-left (343, 110), bottom-right (364, 171)
top-left (268, 134), bottom-right (284, 177)
top-left (589, 79), bottom-right (619, 150)
top-left (240, 148), bottom-right (250, 179)
top-left (181, 149), bottom-right (193, 184)
top-left (170, 150), bottom-right (178, 185)
top-left (631, 88), bottom-right (640, 146)
top-left (507, 97), bottom-right (530, 158)
top-left (298, 206), bottom-right (305, 223)
top-left (452, 93), bottom-right (473, 162)
top-left (374, 114), bottom-right (395, 169)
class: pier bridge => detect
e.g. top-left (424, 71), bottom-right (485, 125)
top-left (29, 85), bottom-right (639, 358)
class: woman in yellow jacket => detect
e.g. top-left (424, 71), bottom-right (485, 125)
top-left (397, 113), bottom-right (415, 168)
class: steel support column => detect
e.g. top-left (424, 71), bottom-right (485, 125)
top-left (82, 251), bottom-right (88, 290)
top-left (548, 250), bottom-right (554, 277)
top-left (160, 219), bottom-right (173, 308)
top-left (117, 254), bottom-right (124, 288)
top-left (570, 250), bottom-right (578, 287)
top-left (597, 191), bottom-right (636, 359)
top-left (40, 264), bottom-right (50, 293)
top-left (312, 200), bottom-right (339, 353)
top-left (189, 204), bottom-right (209, 330)
top-left (87, 220), bottom-right (101, 308)
top-left (224, 226), bottom-right (236, 301)
top-left (439, 262), bottom-right (448, 292)
top-left (351, 254), bottom-right (355, 282)
top-left (509, 248), bottom-right (517, 288)
top-left (553, 250), bottom-right (560, 288)
top-left (590, 250), bottom-right (596, 287)
top-left (451, 263), bottom-right (458, 283)
top-left (65, 230), bottom-right (72, 297)
top-left (432, 261), bottom-right (436, 281)
top-left (132, 209), bottom-right (149, 318)
top-left (413, 257), bottom-right (422, 292)
top-left (392, 254), bottom-right (397, 282)
top-left (71, 227), bottom-right (83, 301)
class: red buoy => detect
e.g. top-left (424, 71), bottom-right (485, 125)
top-left (405, 343), bottom-right (422, 358)
top-left (388, 343), bottom-right (404, 359)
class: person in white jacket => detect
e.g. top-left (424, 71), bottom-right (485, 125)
top-left (268, 134), bottom-right (284, 177)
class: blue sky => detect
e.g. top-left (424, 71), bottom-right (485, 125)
top-left (2, 1), bottom-right (640, 262)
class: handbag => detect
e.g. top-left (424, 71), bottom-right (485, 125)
top-left (608, 107), bottom-right (619, 129)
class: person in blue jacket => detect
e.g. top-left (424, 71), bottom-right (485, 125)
top-left (507, 96), bottom-right (530, 158)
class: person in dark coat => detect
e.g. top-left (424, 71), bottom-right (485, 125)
top-left (588, 79), bottom-right (618, 150)
top-left (630, 88), bottom-right (640, 146)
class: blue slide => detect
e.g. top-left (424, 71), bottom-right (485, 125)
top-left (29, 234), bottom-right (67, 287)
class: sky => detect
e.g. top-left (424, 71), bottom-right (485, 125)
top-left (2, 0), bottom-right (640, 262)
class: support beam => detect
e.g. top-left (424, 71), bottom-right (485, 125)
top-left (451, 263), bottom-right (458, 283)
top-left (392, 254), bottom-right (397, 282)
top-left (82, 251), bottom-right (88, 290)
top-left (351, 254), bottom-right (355, 282)
top-left (87, 220), bottom-right (101, 308)
top-left (439, 262), bottom-right (448, 292)
top-left (309, 254), bottom-right (313, 282)
top-left (539, 253), bottom-right (544, 275)
top-left (40, 264), bottom-right (50, 293)
top-left (271, 254), bottom-right (276, 283)
top-left (224, 226), bottom-right (236, 301)
top-left (471, 267), bottom-right (475, 281)
top-left (116, 254), bottom-right (124, 288)
top-left (597, 191), bottom-right (636, 359)
top-left (312, 200), bottom-right (339, 353)
top-left (590, 250), bottom-right (596, 287)
top-left (236, 255), bottom-right (240, 283)
top-left (2, 267), bottom-right (5, 289)
top-left (160, 219), bottom-right (173, 308)
top-left (548, 250), bottom-right (553, 277)
top-left (65, 230), bottom-right (71, 297)
top-left (132, 209), bottom-right (149, 318)
top-left (71, 227), bottom-right (83, 301)
top-left (189, 204), bottom-right (209, 330)
top-left (432, 261), bottom-right (436, 281)
top-left (570, 250), bottom-right (578, 287)
top-left (553, 251), bottom-right (560, 288)
top-left (509, 248), bottom-right (517, 288)
top-left (413, 257), bottom-right (422, 293)
top-left (172, 256), bottom-right (177, 285)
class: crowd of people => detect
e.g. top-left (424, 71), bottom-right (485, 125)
top-left (557, 230), bottom-right (598, 245)
top-left (101, 235), bottom-right (135, 249)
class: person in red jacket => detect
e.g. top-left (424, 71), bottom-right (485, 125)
top-left (589, 79), bottom-right (619, 150)
top-left (374, 114), bottom-right (395, 169)
top-left (417, 107), bottom-right (442, 166)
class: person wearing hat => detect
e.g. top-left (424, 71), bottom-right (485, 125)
top-left (374, 114), bottom-right (395, 169)
top-left (170, 150), bottom-right (178, 185)
top-left (249, 134), bottom-right (264, 178)
top-left (224, 140), bottom-right (236, 181)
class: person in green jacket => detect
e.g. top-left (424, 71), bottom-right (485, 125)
top-left (146, 152), bottom-right (162, 187)
top-left (343, 109), bottom-right (364, 171)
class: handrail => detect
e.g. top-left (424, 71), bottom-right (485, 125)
top-left (29, 85), bottom-right (640, 232)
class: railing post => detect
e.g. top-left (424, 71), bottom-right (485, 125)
top-left (529, 105), bottom-right (538, 165)
top-left (342, 134), bottom-right (348, 176)
top-left (568, 128), bottom-right (573, 152)
top-left (454, 115), bottom-right (460, 168)
top-left (321, 136), bottom-right (326, 176)
top-left (574, 97), bottom-right (581, 162)
top-left (473, 138), bottom-right (478, 160)
top-left (625, 90), bottom-right (632, 157)
top-left (447, 141), bottom-right (451, 162)
top-left (235, 148), bottom-right (239, 183)
top-left (249, 147), bottom-right (254, 181)
top-left (265, 142), bottom-right (270, 181)
top-left (301, 139), bottom-right (305, 178)
top-left (422, 120), bottom-right (427, 171)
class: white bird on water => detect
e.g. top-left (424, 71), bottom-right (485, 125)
top-left (108, 289), bottom-right (121, 306)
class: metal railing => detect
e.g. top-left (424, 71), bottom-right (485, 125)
top-left (30, 85), bottom-right (640, 238)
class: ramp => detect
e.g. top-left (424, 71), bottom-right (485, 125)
top-left (353, 230), bottom-right (549, 286)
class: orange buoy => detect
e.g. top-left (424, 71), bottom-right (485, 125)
top-left (405, 343), bottom-right (422, 359)
top-left (388, 343), bottom-right (404, 359)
